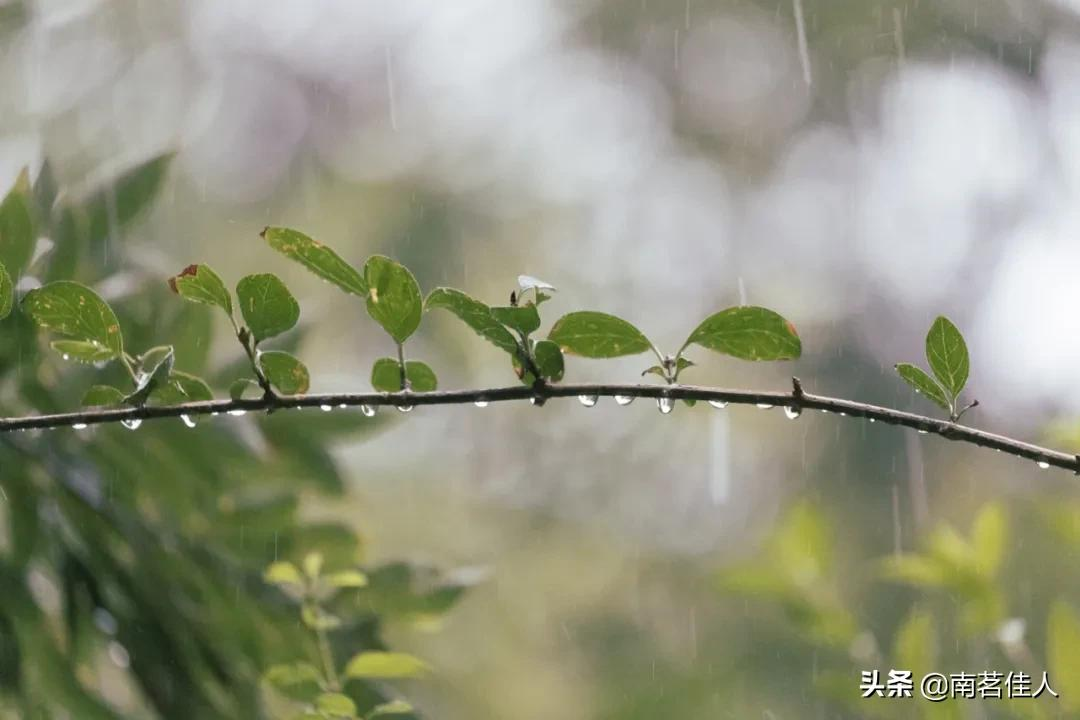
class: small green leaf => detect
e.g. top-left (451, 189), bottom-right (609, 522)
top-left (490, 304), bottom-right (541, 335)
top-left (264, 561), bottom-right (303, 587)
top-left (229, 378), bottom-right (260, 400)
top-left (371, 358), bottom-right (438, 393)
top-left (642, 365), bottom-right (665, 378)
top-left (82, 385), bottom-right (126, 407)
top-left (315, 693), bottom-right (357, 718)
top-left (548, 311), bottom-right (653, 358)
top-left (368, 700), bottom-right (414, 717)
top-left (258, 351), bottom-right (310, 395)
top-left (169, 264), bottom-right (233, 316)
top-left (50, 339), bottom-right (115, 364)
top-left (262, 226), bottom-right (367, 296)
top-left (925, 316), bottom-right (969, 401)
top-left (364, 255), bottom-right (422, 344)
top-left (21, 281), bottom-right (124, 358)
top-left (682, 306), bottom-right (801, 361)
top-left (0, 176), bottom-right (34, 278)
top-left (533, 339), bottom-right (564, 382)
top-left (263, 662), bottom-right (323, 703)
top-left (344, 651), bottom-right (430, 679)
top-left (895, 363), bottom-right (950, 412)
top-left (325, 570), bottom-right (368, 589)
top-left (301, 604), bottom-right (341, 631)
top-left (971, 503), bottom-right (1006, 578)
top-left (303, 552), bottom-right (324, 579)
top-left (236, 273), bottom-right (300, 344)
top-left (125, 346), bottom-right (175, 407)
top-left (424, 287), bottom-right (519, 355)
top-left (0, 261), bottom-right (10, 320)
top-left (166, 371), bottom-right (214, 402)
top-left (1049, 600), bottom-right (1080, 711)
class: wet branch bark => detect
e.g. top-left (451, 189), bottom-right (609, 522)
top-left (1, 378), bottom-right (1076, 474)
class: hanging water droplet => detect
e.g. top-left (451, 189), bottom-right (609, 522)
top-left (917, 428), bottom-right (928, 435)
top-left (396, 404), bottom-right (413, 413)
top-left (657, 396), bottom-right (674, 414)
top-left (1037, 460), bottom-right (1050, 470)
top-left (320, 404), bottom-right (332, 412)
top-left (338, 404), bottom-right (347, 409)
top-left (756, 403), bottom-right (774, 410)
top-left (578, 394), bottom-right (598, 407)
top-left (784, 406), bottom-right (802, 420)
top-left (707, 400), bottom-right (727, 409)
top-left (62, 354), bottom-right (70, 361)
top-left (72, 423), bottom-right (88, 430)
top-left (180, 414), bottom-right (197, 429)
top-left (474, 399), bottom-right (489, 408)
top-left (614, 395), bottom-right (634, 406)
top-left (121, 418), bottom-right (142, 430)
top-left (360, 405), bottom-right (376, 417)
top-left (227, 410), bottom-right (246, 417)
top-left (869, 417), bottom-right (876, 423)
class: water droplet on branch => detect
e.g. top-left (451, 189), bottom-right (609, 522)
top-left (707, 400), bottom-right (727, 409)
top-left (784, 406), bottom-right (802, 420)
top-left (578, 394), bottom-right (598, 407)
top-left (360, 405), bottom-right (377, 417)
top-left (614, 395), bottom-right (634, 406)
top-left (121, 419), bottom-right (142, 430)
top-left (474, 399), bottom-right (489, 408)
top-left (181, 415), bottom-right (197, 428)
top-left (657, 397), bottom-right (674, 414)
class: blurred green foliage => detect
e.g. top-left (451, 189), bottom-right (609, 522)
top-left (0, 158), bottom-right (467, 718)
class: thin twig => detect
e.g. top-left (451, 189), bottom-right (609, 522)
top-left (1, 381), bottom-right (1076, 474)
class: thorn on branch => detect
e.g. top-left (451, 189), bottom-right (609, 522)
top-left (791, 376), bottom-right (805, 400)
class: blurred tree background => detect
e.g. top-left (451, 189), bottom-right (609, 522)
top-left (4, 0), bottom-right (1080, 717)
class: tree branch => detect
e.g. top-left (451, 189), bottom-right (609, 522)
top-left (1, 379), bottom-right (1076, 474)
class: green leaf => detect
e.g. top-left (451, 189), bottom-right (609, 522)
top-left (125, 346), bottom-right (175, 407)
top-left (424, 287), bottom-right (519, 355)
top-left (165, 371), bottom-right (214, 402)
top-left (925, 316), bottom-right (969, 401)
top-left (324, 570), bottom-right (368, 589)
top-left (548, 311), bottom-right (652, 358)
top-left (262, 227), bottom-right (366, 296)
top-left (490, 305), bottom-right (541, 335)
top-left (22, 281), bottom-right (124, 358)
top-left (1049, 600), bottom-right (1080, 711)
top-left (300, 604), bottom-right (341, 631)
top-left (169, 264), bottom-right (233, 316)
top-left (258, 351), bottom-right (310, 395)
top-left (533, 339), bottom-right (564, 382)
top-left (229, 378), bottom-right (260, 400)
top-left (0, 176), bottom-right (33, 278)
top-left (371, 357), bottom-right (438, 393)
top-left (895, 363), bottom-right (950, 412)
top-left (315, 692), bottom-right (357, 718)
top-left (971, 503), bottom-right (1006, 578)
top-left (82, 385), bottom-right (126, 407)
top-left (50, 339), bottom-right (115, 364)
top-left (263, 561), bottom-right (303, 587)
top-left (368, 700), bottom-right (414, 717)
top-left (344, 651), bottom-right (430, 679)
top-left (303, 552), bottom-right (324, 579)
top-left (263, 662), bottom-right (323, 703)
top-left (364, 255), bottom-right (422, 344)
top-left (894, 607), bottom-right (936, 679)
top-left (0, 261), bottom-right (10, 320)
top-left (682, 306), bottom-right (801, 361)
top-left (236, 273), bottom-right (300, 344)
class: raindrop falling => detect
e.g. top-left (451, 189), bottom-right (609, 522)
top-left (707, 400), bottom-right (727, 409)
top-left (396, 404), bottom-right (413, 413)
top-left (320, 405), bottom-right (333, 412)
top-left (1037, 460), bottom-right (1050, 470)
top-left (756, 403), bottom-right (774, 410)
top-left (474, 399), bottom-right (489, 408)
top-left (360, 405), bottom-right (377, 417)
top-left (784, 406), bottom-right (802, 420)
top-left (614, 395), bottom-right (634, 406)
top-left (73, 423), bottom-right (88, 430)
top-left (578, 394), bottom-right (598, 407)
top-left (657, 396), bottom-right (674, 414)
top-left (180, 414), bottom-right (197, 429)
top-left (121, 419), bottom-right (142, 430)
top-left (227, 410), bottom-right (246, 417)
